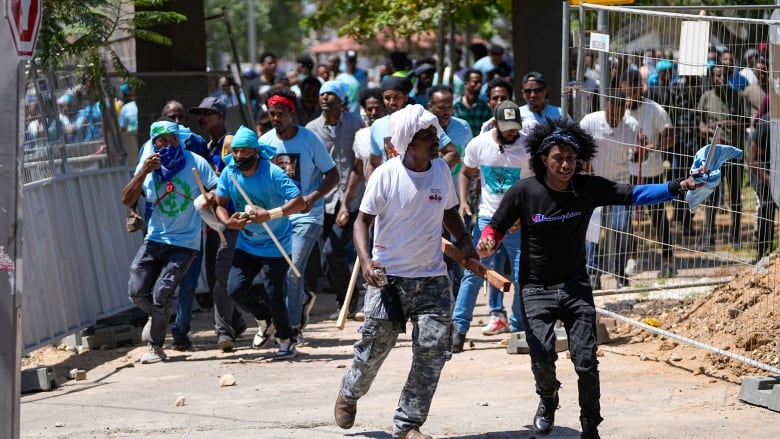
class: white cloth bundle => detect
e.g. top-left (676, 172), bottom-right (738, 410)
top-left (194, 194), bottom-right (226, 232)
top-left (388, 104), bottom-right (441, 154)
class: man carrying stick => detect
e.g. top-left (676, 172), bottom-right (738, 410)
top-left (334, 104), bottom-right (477, 439)
top-left (214, 125), bottom-right (304, 360)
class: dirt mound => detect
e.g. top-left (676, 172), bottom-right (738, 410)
top-left (610, 254), bottom-right (780, 381)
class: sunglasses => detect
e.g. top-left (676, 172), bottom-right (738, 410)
top-left (523, 87), bottom-right (545, 95)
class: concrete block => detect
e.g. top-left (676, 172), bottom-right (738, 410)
top-left (554, 326), bottom-right (568, 352)
top-left (83, 324), bottom-right (140, 349)
top-left (739, 376), bottom-right (780, 412)
top-left (596, 320), bottom-right (610, 345)
top-left (506, 332), bottom-right (529, 354)
top-left (506, 328), bottom-right (568, 355)
top-left (21, 366), bottom-right (56, 393)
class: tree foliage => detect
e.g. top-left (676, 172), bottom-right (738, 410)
top-left (37, 0), bottom-right (185, 99)
top-left (302, 0), bottom-right (509, 43)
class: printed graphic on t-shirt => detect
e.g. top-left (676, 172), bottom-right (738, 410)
top-left (428, 188), bottom-right (443, 203)
top-left (274, 153), bottom-right (301, 188)
top-left (480, 164), bottom-right (521, 195)
top-left (153, 176), bottom-right (194, 217)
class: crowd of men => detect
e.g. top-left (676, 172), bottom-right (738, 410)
top-left (117, 40), bottom-right (768, 439)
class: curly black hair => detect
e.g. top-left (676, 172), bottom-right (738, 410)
top-left (526, 118), bottom-right (597, 176)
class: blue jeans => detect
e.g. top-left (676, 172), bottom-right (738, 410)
top-left (452, 215), bottom-right (522, 335)
top-left (128, 241), bottom-right (197, 347)
top-left (340, 275), bottom-right (452, 437)
top-left (171, 247), bottom-right (202, 340)
top-left (521, 280), bottom-right (601, 423)
top-left (286, 221), bottom-right (323, 328)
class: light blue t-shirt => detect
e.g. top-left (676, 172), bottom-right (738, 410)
top-left (519, 104), bottom-right (571, 127)
top-left (260, 126), bottom-right (336, 226)
top-left (445, 116), bottom-right (473, 179)
top-left (142, 151), bottom-right (218, 250)
top-left (369, 114), bottom-right (453, 161)
top-left (217, 160), bottom-right (302, 257)
top-left (119, 101), bottom-right (138, 132)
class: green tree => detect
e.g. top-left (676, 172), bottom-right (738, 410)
top-left (37, 0), bottom-right (186, 99)
top-left (303, 0), bottom-right (509, 44)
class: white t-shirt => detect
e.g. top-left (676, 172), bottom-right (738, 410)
top-left (580, 110), bottom-right (639, 184)
top-left (463, 129), bottom-right (532, 217)
top-left (350, 126), bottom-right (371, 209)
top-left (360, 156), bottom-right (457, 278)
top-left (626, 98), bottom-right (672, 178)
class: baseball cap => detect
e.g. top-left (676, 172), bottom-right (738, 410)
top-left (495, 101), bottom-right (522, 132)
top-left (188, 96), bottom-right (227, 116)
top-left (521, 71), bottom-right (546, 86)
top-left (346, 50), bottom-right (357, 60)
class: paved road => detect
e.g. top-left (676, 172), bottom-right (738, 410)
top-left (20, 294), bottom-right (778, 438)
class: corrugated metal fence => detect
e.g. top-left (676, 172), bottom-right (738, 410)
top-left (21, 168), bottom-right (141, 352)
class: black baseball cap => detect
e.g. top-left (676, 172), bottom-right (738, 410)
top-left (188, 96), bottom-right (227, 116)
top-left (521, 71), bottom-right (546, 86)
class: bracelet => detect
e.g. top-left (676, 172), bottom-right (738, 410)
top-left (268, 207), bottom-right (283, 219)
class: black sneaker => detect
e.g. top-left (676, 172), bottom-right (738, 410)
top-left (452, 332), bottom-right (466, 353)
top-left (293, 328), bottom-right (307, 347)
top-left (172, 336), bottom-right (192, 351)
top-left (300, 291), bottom-right (317, 330)
top-left (274, 339), bottom-right (297, 360)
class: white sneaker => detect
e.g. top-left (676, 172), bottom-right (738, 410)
top-left (624, 258), bottom-right (637, 276)
top-left (141, 317), bottom-right (151, 343)
top-left (481, 312), bottom-right (510, 336)
top-left (252, 320), bottom-right (275, 349)
top-left (140, 344), bottom-right (167, 364)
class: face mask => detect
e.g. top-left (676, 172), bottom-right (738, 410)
top-left (235, 155), bottom-right (257, 171)
top-left (153, 145), bottom-right (185, 181)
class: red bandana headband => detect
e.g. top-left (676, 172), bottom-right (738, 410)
top-left (268, 95), bottom-right (295, 111)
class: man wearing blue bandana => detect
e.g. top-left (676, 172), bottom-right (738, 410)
top-left (122, 120), bottom-right (218, 364)
top-left (215, 125), bottom-right (305, 360)
top-left (476, 119), bottom-right (700, 439)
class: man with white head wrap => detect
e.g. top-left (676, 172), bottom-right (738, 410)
top-left (335, 104), bottom-right (477, 439)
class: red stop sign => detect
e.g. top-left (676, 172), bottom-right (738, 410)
top-left (5, 0), bottom-right (42, 60)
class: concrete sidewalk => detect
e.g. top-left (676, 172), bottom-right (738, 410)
top-left (21, 293), bottom-right (778, 438)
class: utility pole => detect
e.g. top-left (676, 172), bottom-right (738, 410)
top-left (248, 0), bottom-right (256, 68)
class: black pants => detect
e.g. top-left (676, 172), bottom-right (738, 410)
top-left (751, 175), bottom-right (777, 258)
top-left (322, 207), bottom-right (359, 312)
top-left (521, 280), bottom-right (602, 422)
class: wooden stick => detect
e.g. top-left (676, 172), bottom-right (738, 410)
top-left (441, 238), bottom-right (511, 292)
top-left (336, 256), bottom-right (361, 330)
top-left (229, 174), bottom-right (302, 277)
top-left (191, 168), bottom-right (226, 245)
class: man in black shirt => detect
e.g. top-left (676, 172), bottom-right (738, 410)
top-left (477, 119), bottom-right (699, 439)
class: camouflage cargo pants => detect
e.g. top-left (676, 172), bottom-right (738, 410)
top-left (340, 275), bottom-right (453, 437)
